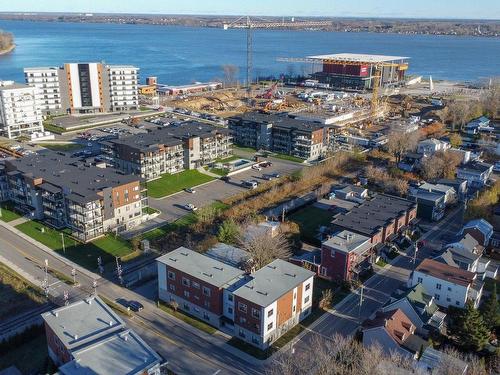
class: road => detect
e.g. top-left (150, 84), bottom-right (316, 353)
top-left (291, 206), bottom-right (464, 349)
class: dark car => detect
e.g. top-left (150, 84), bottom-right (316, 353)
top-left (221, 176), bottom-right (230, 182)
top-left (128, 301), bottom-right (144, 312)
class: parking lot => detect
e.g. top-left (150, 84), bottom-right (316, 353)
top-left (147, 157), bottom-right (303, 222)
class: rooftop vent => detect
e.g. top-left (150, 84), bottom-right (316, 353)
top-left (180, 252), bottom-right (189, 257)
top-left (202, 272), bottom-right (213, 278)
top-left (284, 272), bottom-right (296, 278)
top-left (214, 266), bottom-right (224, 271)
top-left (256, 290), bottom-right (268, 296)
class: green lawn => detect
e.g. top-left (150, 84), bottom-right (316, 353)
top-left (272, 153), bottom-right (305, 163)
top-left (158, 301), bottom-right (216, 335)
top-left (0, 262), bottom-right (47, 321)
top-left (142, 207), bottom-right (160, 215)
top-left (42, 122), bottom-right (66, 134)
top-left (214, 155), bottom-right (240, 163)
top-left (0, 202), bottom-right (22, 222)
top-left (289, 206), bottom-right (335, 245)
top-left (146, 170), bottom-right (215, 198)
top-left (16, 221), bottom-right (135, 271)
top-left (376, 258), bottom-right (388, 267)
top-left (232, 145), bottom-right (258, 154)
top-left (209, 167), bottom-right (229, 176)
top-left (39, 143), bottom-right (84, 152)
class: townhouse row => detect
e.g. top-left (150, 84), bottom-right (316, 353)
top-left (157, 247), bottom-right (315, 350)
top-left (228, 112), bottom-right (330, 161)
top-left (103, 121), bottom-right (233, 181)
top-left (0, 150), bottom-right (147, 242)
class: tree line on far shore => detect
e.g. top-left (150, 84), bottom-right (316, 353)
top-left (0, 30), bottom-right (14, 51)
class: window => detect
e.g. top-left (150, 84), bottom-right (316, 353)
top-left (240, 317), bottom-right (247, 324)
top-left (268, 309), bottom-right (274, 318)
top-left (436, 283), bottom-right (442, 290)
top-left (251, 308), bottom-right (260, 319)
top-left (169, 284), bottom-right (175, 292)
top-left (203, 313), bottom-right (210, 321)
top-left (417, 277), bottom-right (423, 283)
top-left (252, 336), bottom-right (259, 344)
top-left (320, 267), bottom-right (328, 276)
top-left (204, 301), bottom-right (210, 309)
top-left (183, 303), bottom-right (190, 311)
top-left (293, 305), bottom-right (296, 313)
top-left (456, 301), bottom-right (460, 306)
top-left (202, 286), bottom-right (211, 297)
top-left (238, 302), bottom-right (247, 313)
top-left (192, 282), bottom-right (200, 289)
top-left (434, 294), bottom-right (440, 300)
top-left (304, 296), bottom-right (310, 304)
top-left (239, 329), bottom-right (245, 338)
top-left (331, 250), bottom-right (335, 257)
top-left (184, 290), bottom-right (190, 298)
top-left (446, 297), bottom-right (451, 302)
top-left (228, 307), bottom-right (233, 314)
top-left (267, 322), bottom-right (273, 331)
top-left (305, 283), bottom-right (311, 291)
top-left (448, 287), bottom-right (452, 291)
top-left (182, 277), bottom-right (190, 287)
top-left (168, 271), bottom-right (175, 280)
top-left (228, 294), bottom-right (233, 302)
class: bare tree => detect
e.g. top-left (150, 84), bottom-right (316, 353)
top-left (421, 151), bottom-right (461, 180)
top-left (386, 131), bottom-right (420, 164)
top-left (239, 230), bottom-right (291, 271)
top-left (481, 78), bottom-right (500, 119)
top-left (222, 64), bottom-right (239, 88)
top-left (169, 300), bottom-right (179, 312)
top-left (448, 133), bottom-right (463, 148)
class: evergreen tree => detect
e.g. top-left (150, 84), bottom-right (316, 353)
top-left (457, 301), bottom-right (490, 351)
top-left (217, 219), bottom-right (240, 244)
top-left (480, 282), bottom-right (500, 331)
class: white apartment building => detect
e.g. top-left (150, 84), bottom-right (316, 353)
top-left (0, 81), bottom-right (44, 139)
top-left (107, 65), bottom-right (139, 112)
top-left (408, 258), bottom-right (483, 309)
top-left (24, 67), bottom-right (62, 116)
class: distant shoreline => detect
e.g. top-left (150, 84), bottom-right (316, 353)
top-left (0, 44), bottom-right (15, 55)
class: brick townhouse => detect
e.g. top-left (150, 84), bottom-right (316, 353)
top-left (157, 247), bottom-right (315, 350)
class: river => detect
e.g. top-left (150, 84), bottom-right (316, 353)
top-left (0, 20), bottom-right (499, 85)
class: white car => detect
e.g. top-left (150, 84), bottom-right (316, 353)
top-left (185, 204), bottom-right (198, 211)
top-left (185, 188), bottom-right (196, 194)
top-left (252, 165), bottom-right (262, 171)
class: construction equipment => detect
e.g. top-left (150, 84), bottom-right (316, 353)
top-left (277, 56), bottom-right (409, 124)
top-left (224, 17), bottom-right (332, 95)
top-left (256, 81), bottom-right (279, 99)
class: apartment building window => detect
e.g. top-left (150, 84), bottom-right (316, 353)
top-left (203, 313), bottom-right (210, 321)
top-left (436, 283), bottom-right (442, 290)
top-left (192, 282), bottom-right (200, 289)
top-left (267, 322), bottom-right (273, 331)
top-left (305, 283), bottom-right (311, 291)
top-left (304, 296), bottom-right (310, 304)
top-left (268, 309), bottom-right (274, 317)
top-left (240, 317), bottom-right (246, 324)
top-left (456, 301), bottom-right (460, 306)
top-left (238, 302), bottom-right (247, 313)
top-left (182, 277), bottom-right (190, 287)
top-left (251, 308), bottom-right (260, 319)
top-left (252, 336), bottom-right (259, 345)
top-left (168, 271), bottom-right (175, 280)
top-left (169, 284), bottom-right (175, 292)
top-left (228, 307), bottom-right (233, 314)
top-left (202, 286), bottom-right (211, 297)
top-left (239, 329), bottom-right (245, 338)
top-left (320, 267), bottom-right (328, 277)
top-left (228, 294), bottom-right (233, 302)
top-left (447, 297), bottom-right (451, 302)
top-left (434, 294), bottom-right (440, 301)
top-left (448, 287), bottom-right (452, 291)
top-left (183, 303), bottom-right (190, 311)
top-left (204, 301), bottom-right (211, 309)
top-left (417, 277), bottom-right (423, 283)
top-left (184, 290), bottom-right (190, 298)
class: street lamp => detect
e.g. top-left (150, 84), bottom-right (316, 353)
top-left (60, 232), bottom-right (66, 254)
top-left (71, 268), bottom-right (76, 284)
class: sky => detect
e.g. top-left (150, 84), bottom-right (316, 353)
top-left (0, 0), bottom-right (499, 20)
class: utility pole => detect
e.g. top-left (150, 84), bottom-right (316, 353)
top-left (412, 241), bottom-right (419, 264)
top-left (42, 259), bottom-right (49, 298)
top-left (358, 285), bottom-right (364, 318)
top-left (116, 256), bottom-right (123, 285)
top-left (63, 290), bottom-right (69, 305)
top-left (60, 232), bottom-right (66, 254)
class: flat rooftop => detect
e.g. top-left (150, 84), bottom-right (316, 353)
top-left (233, 259), bottom-right (314, 307)
top-left (42, 296), bottom-right (124, 350)
top-left (6, 150), bottom-right (138, 203)
top-left (232, 112), bottom-right (327, 133)
top-left (156, 247), bottom-right (245, 288)
top-left (307, 53), bottom-right (409, 63)
top-left (323, 230), bottom-right (372, 255)
top-left (0, 81), bottom-right (32, 90)
top-left (58, 329), bottom-right (161, 375)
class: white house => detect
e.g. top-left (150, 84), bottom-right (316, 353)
top-left (465, 116), bottom-right (492, 135)
top-left (417, 138), bottom-right (450, 156)
top-left (456, 162), bottom-right (493, 188)
top-left (408, 258), bottom-right (483, 308)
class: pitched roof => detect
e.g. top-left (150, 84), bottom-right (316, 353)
top-left (388, 284), bottom-right (438, 323)
top-left (415, 258), bottom-right (475, 287)
top-left (446, 233), bottom-right (482, 258)
top-left (156, 247), bottom-right (245, 288)
top-left (461, 218), bottom-right (493, 237)
top-left (363, 309), bottom-right (414, 346)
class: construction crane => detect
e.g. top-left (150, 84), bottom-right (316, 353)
top-left (277, 56), bottom-right (408, 122)
top-left (223, 17), bottom-right (332, 95)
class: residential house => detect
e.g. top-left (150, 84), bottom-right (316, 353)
top-left (398, 152), bottom-right (425, 172)
top-left (409, 190), bottom-right (446, 221)
top-left (41, 296), bottom-right (162, 374)
top-left (362, 309), bottom-right (428, 358)
top-left (456, 162), bottom-right (493, 188)
top-left (408, 258), bottom-right (483, 308)
top-left (417, 138), bottom-right (450, 157)
top-left (417, 182), bottom-right (457, 205)
top-left (381, 284), bottom-right (446, 336)
top-left (459, 218), bottom-right (493, 247)
top-left (465, 116), bottom-right (492, 135)
top-left (319, 230), bottom-right (374, 281)
top-left (435, 178), bottom-right (468, 201)
top-left (332, 185), bottom-right (368, 203)
top-left (418, 347), bottom-right (468, 374)
top-left (205, 243), bottom-right (251, 270)
top-left (331, 194), bottom-right (417, 246)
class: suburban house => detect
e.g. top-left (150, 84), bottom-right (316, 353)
top-left (435, 178), bottom-right (468, 201)
top-left (459, 218), bottom-right (494, 247)
top-left (156, 247), bottom-right (315, 350)
top-left (331, 194), bottom-right (417, 246)
top-left (408, 258), bottom-right (483, 308)
top-left (409, 190), bottom-right (446, 221)
top-left (418, 347), bottom-right (468, 374)
top-left (362, 309), bottom-right (428, 358)
top-left (417, 138), bottom-right (450, 156)
top-left (41, 296), bottom-right (162, 375)
top-left (398, 152), bottom-right (425, 172)
top-left (464, 116), bottom-right (492, 135)
top-left (456, 162), bottom-right (493, 188)
top-left (380, 284), bottom-right (446, 336)
top-left (319, 230), bottom-right (374, 281)
top-left (414, 182), bottom-right (457, 206)
top-left (331, 185), bottom-right (368, 203)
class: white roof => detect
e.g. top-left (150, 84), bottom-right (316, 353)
top-left (307, 53), bottom-right (409, 63)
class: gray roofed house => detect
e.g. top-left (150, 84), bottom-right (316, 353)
top-left (323, 230), bottom-right (372, 255)
top-left (459, 218), bottom-right (494, 247)
top-left (42, 296), bottom-right (125, 350)
top-left (156, 247), bottom-right (245, 288)
top-left (205, 243), bottom-right (251, 269)
top-left (233, 259), bottom-right (315, 307)
top-left (58, 329), bottom-right (162, 375)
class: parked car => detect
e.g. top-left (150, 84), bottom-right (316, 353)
top-left (242, 180), bottom-right (258, 189)
top-left (185, 188), bottom-right (196, 194)
top-left (252, 165), bottom-right (262, 171)
top-left (260, 161), bottom-right (272, 167)
top-left (128, 301), bottom-right (144, 312)
top-left (221, 176), bottom-right (230, 182)
top-left (271, 173), bottom-right (280, 179)
top-left (185, 203), bottom-right (198, 211)
top-left (262, 174), bottom-right (275, 181)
